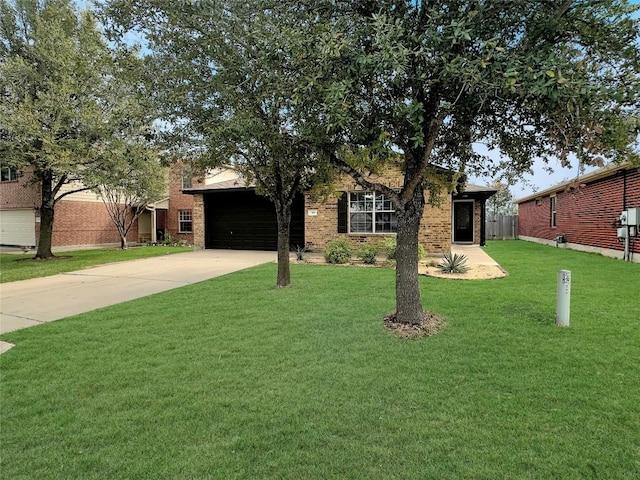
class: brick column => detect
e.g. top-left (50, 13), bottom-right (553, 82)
top-left (192, 194), bottom-right (205, 250)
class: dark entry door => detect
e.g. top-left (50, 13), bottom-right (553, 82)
top-left (204, 190), bottom-right (304, 251)
top-left (453, 201), bottom-right (474, 243)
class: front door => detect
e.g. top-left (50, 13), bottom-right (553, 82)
top-left (453, 201), bottom-right (474, 243)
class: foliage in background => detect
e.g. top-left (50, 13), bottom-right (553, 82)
top-left (99, 0), bottom-right (332, 287)
top-left (94, 156), bottom-right (166, 250)
top-left (486, 180), bottom-right (517, 216)
top-left (323, 236), bottom-right (352, 264)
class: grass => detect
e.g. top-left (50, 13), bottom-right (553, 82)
top-left (0, 245), bottom-right (193, 283)
top-left (1, 241), bottom-right (638, 479)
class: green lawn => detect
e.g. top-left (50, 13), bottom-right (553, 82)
top-left (0, 246), bottom-right (193, 283)
top-left (1, 241), bottom-right (638, 479)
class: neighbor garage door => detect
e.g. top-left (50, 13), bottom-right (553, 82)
top-left (0, 209), bottom-right (36, 246)
top-left (204, 190), bottom-right (304, 251)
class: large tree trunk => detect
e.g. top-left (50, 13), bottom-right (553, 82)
top-left (275, 202), bottom-right (292, 288)
top-left (120, 234), bottom-right (128, 250)
top-left (35, 171), bottom-right (55, 259)
top-left (394, 184), bottom-right (426, 325)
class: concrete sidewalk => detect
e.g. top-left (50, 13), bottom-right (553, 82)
top-left (450, 243), bottom-right (501, 266)
top-left (0, 250), bottom-right (275, 342)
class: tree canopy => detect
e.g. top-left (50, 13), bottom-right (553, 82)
top-left (296, 0), bottom-right (640, 323)
top-left (101, 0), bottom-right (330, 286)
top-left (0, 0), bottom-right (157, 258)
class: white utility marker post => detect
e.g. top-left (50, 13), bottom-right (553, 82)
top-left (556, 270), bottom-right (571, 327)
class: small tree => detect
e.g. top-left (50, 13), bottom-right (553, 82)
top-left (486, 180), bottom-right (516, 217)
top-left (96, 154), bottom-right (166, 250)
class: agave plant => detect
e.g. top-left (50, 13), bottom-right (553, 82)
top-left (438, 252), bottom-right (470, 274)
top-left (292, 245), bottom-right (307, 261)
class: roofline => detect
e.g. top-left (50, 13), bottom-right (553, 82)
top-left (514, 162), bottom-right (637, 204)
top-left (182, 186), bottom-right (255, 194)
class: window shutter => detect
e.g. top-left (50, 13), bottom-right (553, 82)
top-left (337, 192), bottom-right (348, 233)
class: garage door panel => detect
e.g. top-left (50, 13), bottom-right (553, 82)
top-left (0, 209), bottom-right (36, 246)
top-left (204, 190), bottom-right (304, 251)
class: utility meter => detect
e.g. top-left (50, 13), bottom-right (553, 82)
top-left (626, 208), bottom-right (639, 226)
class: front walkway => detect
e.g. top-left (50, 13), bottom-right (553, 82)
top-left (450, 243), bottom-right (501, 267)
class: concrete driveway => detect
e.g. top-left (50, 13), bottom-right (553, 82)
top-left (0, 250), bottom-right (275, 340)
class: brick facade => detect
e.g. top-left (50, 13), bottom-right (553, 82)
top-left (192, 194), bottom-right (205, 250)
top-left (51, 199), bottom-right (138, 247)
top-left (517, 165), bottom-right (640, 257)
top-left (184, 168), bottom-right (494, 253)
top-left (1, 169), bottom-right (139, 248)
top-left (164, 165), bottom-right (204, 244)
top-left (300, 168), bottom-right (454, 254)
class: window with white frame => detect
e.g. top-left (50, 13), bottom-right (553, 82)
top-left (550, 195), bottom-right (557, 227)
top-left (349, 191), bottom-right (397, 233)
top-left (179, 210), bottom-right (193, 233)
top-left (1, 166), bottom-right (18, 182)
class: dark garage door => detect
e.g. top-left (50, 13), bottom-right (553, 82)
top-left (204, 190), bottom-right (305, 251)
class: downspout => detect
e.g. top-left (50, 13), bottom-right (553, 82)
top-left (622, 169), bottom-right (633, 260)
top-left (622, 169), bottom-right (627, 211)
top-left (150, 205), bottom-right (157, 243)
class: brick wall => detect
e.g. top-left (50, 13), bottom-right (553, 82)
top-left (474, 201), bottom-right (482, 245)
top-left (0, 169), bottom-right (41, 209)
top-left (165, 165), bottom-right (201, 243)
top-left (192, 194), bottom-right (205, 249)
top-left (304, 168), bottom-right (453, 254)
top-left (518, 166), bottom-right (640, 255)
top-left (52, 199), bottom-right (138, 246)
top-left (1, 170), bottom-right (139, 247)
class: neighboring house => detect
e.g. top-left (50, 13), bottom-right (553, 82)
top-left (515, 163), bottom-right (640, 262)
top-left (0, 164), bottom-right (241, 249)
top-left (184, 167), bottom-right (497, 254)
top-left (0, 166), bottom-right (139, 248)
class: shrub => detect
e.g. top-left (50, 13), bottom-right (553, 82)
top-left (438, 252), bottom-right (470, 274)
top-left (380, 237), bottom-right (397, 260)
top-left (380, 236), bottom-right (426, 260)
top-left (323, 237), bottom-right (352, 264)
top-left (358, 244), bottom-right (378, 264)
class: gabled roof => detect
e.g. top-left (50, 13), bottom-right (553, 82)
top-left (183, 176), bottom-right (253, 194)
top-left (461, 184), bottom-right (498, 194)
top-left (514, 162), bottom-right (637, 204)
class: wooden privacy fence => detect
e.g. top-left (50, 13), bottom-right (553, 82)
top-left (485, 215), bottom-right (519, 240)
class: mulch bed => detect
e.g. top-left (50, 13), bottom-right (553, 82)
top-left (383, 311), bottom-right (447, 339)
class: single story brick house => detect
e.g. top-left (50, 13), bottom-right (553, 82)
top-left (183, 167), bottom-right (497, 254)
top-left (515, 162), bottom-right (640, 262)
